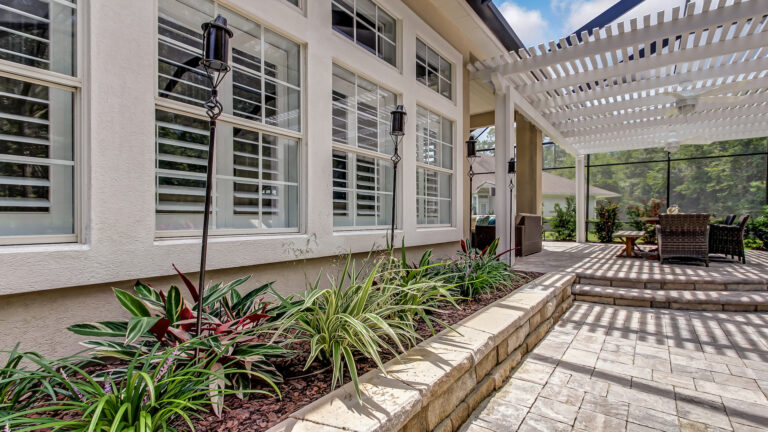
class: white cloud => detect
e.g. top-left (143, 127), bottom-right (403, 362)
top-left (562, 0), bottom-right (616, 34)
top-left (497, 2), bottom-right (550, 47)
top-left (562, 0), bottom-right (688, 35)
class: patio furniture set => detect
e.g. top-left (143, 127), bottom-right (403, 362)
top-left (614, 213), bottom-right (750, 266)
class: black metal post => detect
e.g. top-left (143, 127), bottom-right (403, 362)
top-left (468, 162), bottom-right (475, 249)
top-left (585, 154), bottom-right (591, 241)
top-left (666, 151), bottom-right (672, 207)
top-left (390, 142), bottom-right (400, 248)
top-left (196, 114), bottom-right (217, 339)
top-left (196, 15), bottom-right (232, 349)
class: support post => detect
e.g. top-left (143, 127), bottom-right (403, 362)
top-left (575, 155), bottom-right (586, 243)
top-left (492, 75), bottom-right (515, 263)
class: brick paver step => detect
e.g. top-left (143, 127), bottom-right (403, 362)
top-left (572, 284), bottom-right (768, 311)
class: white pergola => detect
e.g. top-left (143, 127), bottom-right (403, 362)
top-left (469, 0), bottom-right (768, 246)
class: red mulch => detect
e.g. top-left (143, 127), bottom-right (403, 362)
top-left (189, 271), bottom-right (542, 432)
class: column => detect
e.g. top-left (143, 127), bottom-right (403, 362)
top-left (515, 115), bottom-right (542, 215)
top-left (575, 155), bottom-right (586, 243)
top-left (493, 78), bottom-right (515, 263)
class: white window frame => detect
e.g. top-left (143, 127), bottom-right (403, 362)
top-left (154, 0), bottom-right (305, 239)
top-left (330, 0), bottom-right (398, 69)
top-left (331, 64), bottom-right (397, 231)
top-left (0, 0), bottom-right (85, 247)
top-left (415, 37), bottom-right (453, 101)
top-left (415, 105), bottom-right (455, 228)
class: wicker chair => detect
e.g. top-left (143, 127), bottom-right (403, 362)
top-left (723, 214), bottom-right (737, 225)
top-left (709, 215), bottom-right (750, 264)
top-left (656, 214), bottom-right (710, 266)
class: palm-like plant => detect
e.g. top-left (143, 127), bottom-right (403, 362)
top-left (271, 257), bottom-right (425, 400)
top-left (3, 343), bottom-right (271, 431)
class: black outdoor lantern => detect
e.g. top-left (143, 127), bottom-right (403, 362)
top-left (466, 135), bottom-right (479, 248)
top-left (388, 105), bottom-right (407, 248)
top-left (201, 15), bottom-right (233, 88)
top-left (466, 135), bottom-right (478, 159)
top-left (195, 15), bottom-right (233, 342)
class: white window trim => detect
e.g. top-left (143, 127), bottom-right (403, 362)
top-left (330, 64), bottom-right (399, 231)
top-left (330, 0), bottom-right (400, 71)
top-left (415, 37), bottom-right (454, 101)
top-left (154, 0), bottom-right (305, 238)
top-left (415, 104), bottom-right (456, 228)
top-left (0, 0), bottom-right (86, 247)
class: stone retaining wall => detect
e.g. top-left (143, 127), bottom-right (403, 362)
top-left (268, 272), bottom-right (575, 432)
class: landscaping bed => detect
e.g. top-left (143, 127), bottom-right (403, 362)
top-left (188, 271), bottom-right (541, 432)
top-left (2, 242), bottom-right (549, 432)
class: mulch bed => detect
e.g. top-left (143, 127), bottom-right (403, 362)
top-left (190, 271), bottom-right (542, 432)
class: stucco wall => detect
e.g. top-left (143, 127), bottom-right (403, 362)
top-left (0, 0), bottom-right (467, 297)
top-left (0, 242), bottom-right (458, 359)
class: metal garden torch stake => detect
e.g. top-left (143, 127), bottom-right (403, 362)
top-left (388, 105), bottom-right (406, 249)
top-left (196, 15), bottom-right (233, 340)
top-left (466, 135), bottom-right (478, 249)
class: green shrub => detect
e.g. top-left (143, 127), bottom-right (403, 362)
top-left (3, 342), bottom-right (265, 431)
top-left (745, 206), bottom-right (768, 250)
top-left (594, 201), bottom-right (621, 243)
top-left (627, 198), bottom-right (663, 244)
top-left (68, 268), bottom-right (291, 399)
top-left (271, 257), bottom-right (427, 400)
top-left (428, 239), bottom-right (519, 299)
top-left (376, 244), bottom-right (459, 334)
top-left (550, 197), bottom-right (576, 240)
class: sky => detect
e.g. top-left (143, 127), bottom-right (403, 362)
top-left (492, 0), bottom-right (690, 48)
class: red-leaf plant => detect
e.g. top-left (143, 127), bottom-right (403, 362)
top-left (68, 265), bottom-right (293, 408)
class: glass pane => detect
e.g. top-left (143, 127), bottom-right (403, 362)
top-left (332, 151), bottom-right (392, 227)
top-left (155, 110), bottom-right (209, 231)
top-left (356, 19), bottom-right (377, 54)
top-left (0, 0), bottom-right (77, 75)
top-left (218, 129), bottom-right (298, 230)
top-left (377, 7), bottom-right (396, 43)
top-left (157, 0), bottom-right (212, 106)
top-left (0, 76), bottom-right (74, 236)
top-left (670, 151), bottom-right (767, 218)
top-left (378, 37), bottom-right (396, 66)
top-left (332, 65), bottom-right (355, 145)
top-left (264, 79), bottom-right (300, 131)
top-left (331, 2), bottom-right (354, 40)
top-left (416, 39), bottom-right (427, 64)
top-left (264, 29), bottom-right (300, 87)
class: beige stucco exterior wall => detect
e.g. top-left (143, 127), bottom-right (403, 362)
top-left (0, 0), bottom-right (490, 356)
top-left (0, 242), bottom-right (458, 359)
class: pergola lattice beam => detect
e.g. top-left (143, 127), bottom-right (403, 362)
top-left (469, 0), bottom-right (768, 155)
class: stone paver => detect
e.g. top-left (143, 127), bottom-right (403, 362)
top-left (460, 303), bottom-right (768, 432)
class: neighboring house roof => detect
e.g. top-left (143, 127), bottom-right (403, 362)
top-left (470, 155), bottom-right (620, 198)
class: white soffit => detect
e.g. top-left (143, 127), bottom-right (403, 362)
top-left (469, 0), bottom-right (768, 155)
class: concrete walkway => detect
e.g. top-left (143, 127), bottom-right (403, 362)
top-left (460, 302), bottom-right (768, 431)
top-left (513, 242), bottom-right (768, 285)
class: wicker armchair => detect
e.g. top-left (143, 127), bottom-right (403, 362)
top-left (656, 214), bottom-right (710, 266)
top-left (709, 215), bottom-right (749, 264)
top-left (723, 214), bottom-right (737, 225)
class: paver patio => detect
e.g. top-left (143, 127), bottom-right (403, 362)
top-left (460, 302), bottom-right (768, 431)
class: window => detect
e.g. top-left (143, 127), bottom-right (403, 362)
top-left (331, 64), bottom-right (396, 228)
top-left (416, 39), bottom-right (451, 99)
top-left (331, 0), bottom-right (396, 67)
top-left (286, 0), bottom-right (299, 6)
top-left (416, 106), bottom-right (453, 225)
top-left (0, 0), bottom-right (78, 243)
top-left (157, 0), bottom-right (301, 234)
